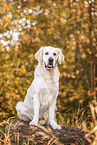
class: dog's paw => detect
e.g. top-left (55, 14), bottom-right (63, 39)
top-left (50, 121), bottom-right (61, 130)
top-left (39, 120), bottom-right (46, 125)
top-left (29, 120), bottom-right (37, 126)
top-left (51, 124), bottom-right (61, 130)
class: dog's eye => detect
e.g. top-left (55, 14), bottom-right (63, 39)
top-left (45, 52), bottom-right (49, 55)
top-left (53, 53), bottom-right (57, 56)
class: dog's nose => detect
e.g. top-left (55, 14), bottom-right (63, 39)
top-left (49, 57), bottom-right (54, 62)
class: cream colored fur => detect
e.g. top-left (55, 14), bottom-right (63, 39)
top-left (16, 46), bottom-right (64, 129)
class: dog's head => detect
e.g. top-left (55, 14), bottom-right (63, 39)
top-left (35, 46), bottom-right (64, 70)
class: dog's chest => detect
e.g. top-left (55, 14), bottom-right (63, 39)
top-left (39, 90), bottom-right (54, 109)
top-left (43, 77), bottom-right (58, 94)
top-left (39, 80), bottom-right (58, 107)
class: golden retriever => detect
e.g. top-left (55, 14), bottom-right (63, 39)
top-left (16, 46), bottom-right (64, 129)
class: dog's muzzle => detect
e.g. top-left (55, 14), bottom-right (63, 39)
top-left (45, 57), bottom-right (54, 69)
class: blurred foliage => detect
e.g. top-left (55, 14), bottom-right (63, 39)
top-left (0, 0), bottom-right (97, 129)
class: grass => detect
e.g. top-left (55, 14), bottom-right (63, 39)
top-left (0, 117), bottom-right (15, 145)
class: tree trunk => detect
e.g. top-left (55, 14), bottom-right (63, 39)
top-left (0, 120), bottom-right (95, 145)
top-left (88, 2), bottom-right (94, 91)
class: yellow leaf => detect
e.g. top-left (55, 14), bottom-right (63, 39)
top-left (35, 37), bottom-right (40, 42)
top-left (4, 22), bottom-right (10, 28)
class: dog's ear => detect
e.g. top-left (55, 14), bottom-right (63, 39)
top-left (35, 47), bottom-right (43, 62)
top-left (57, 48), bottom-right (64, 64)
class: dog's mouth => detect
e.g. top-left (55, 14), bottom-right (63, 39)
top-left (44, 63), bottom-right (54, 69)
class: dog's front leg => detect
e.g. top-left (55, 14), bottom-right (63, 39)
top-left (49, 101), bottom-right (61, 130)
top-left (29, 94), bottom-right (40, 126)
